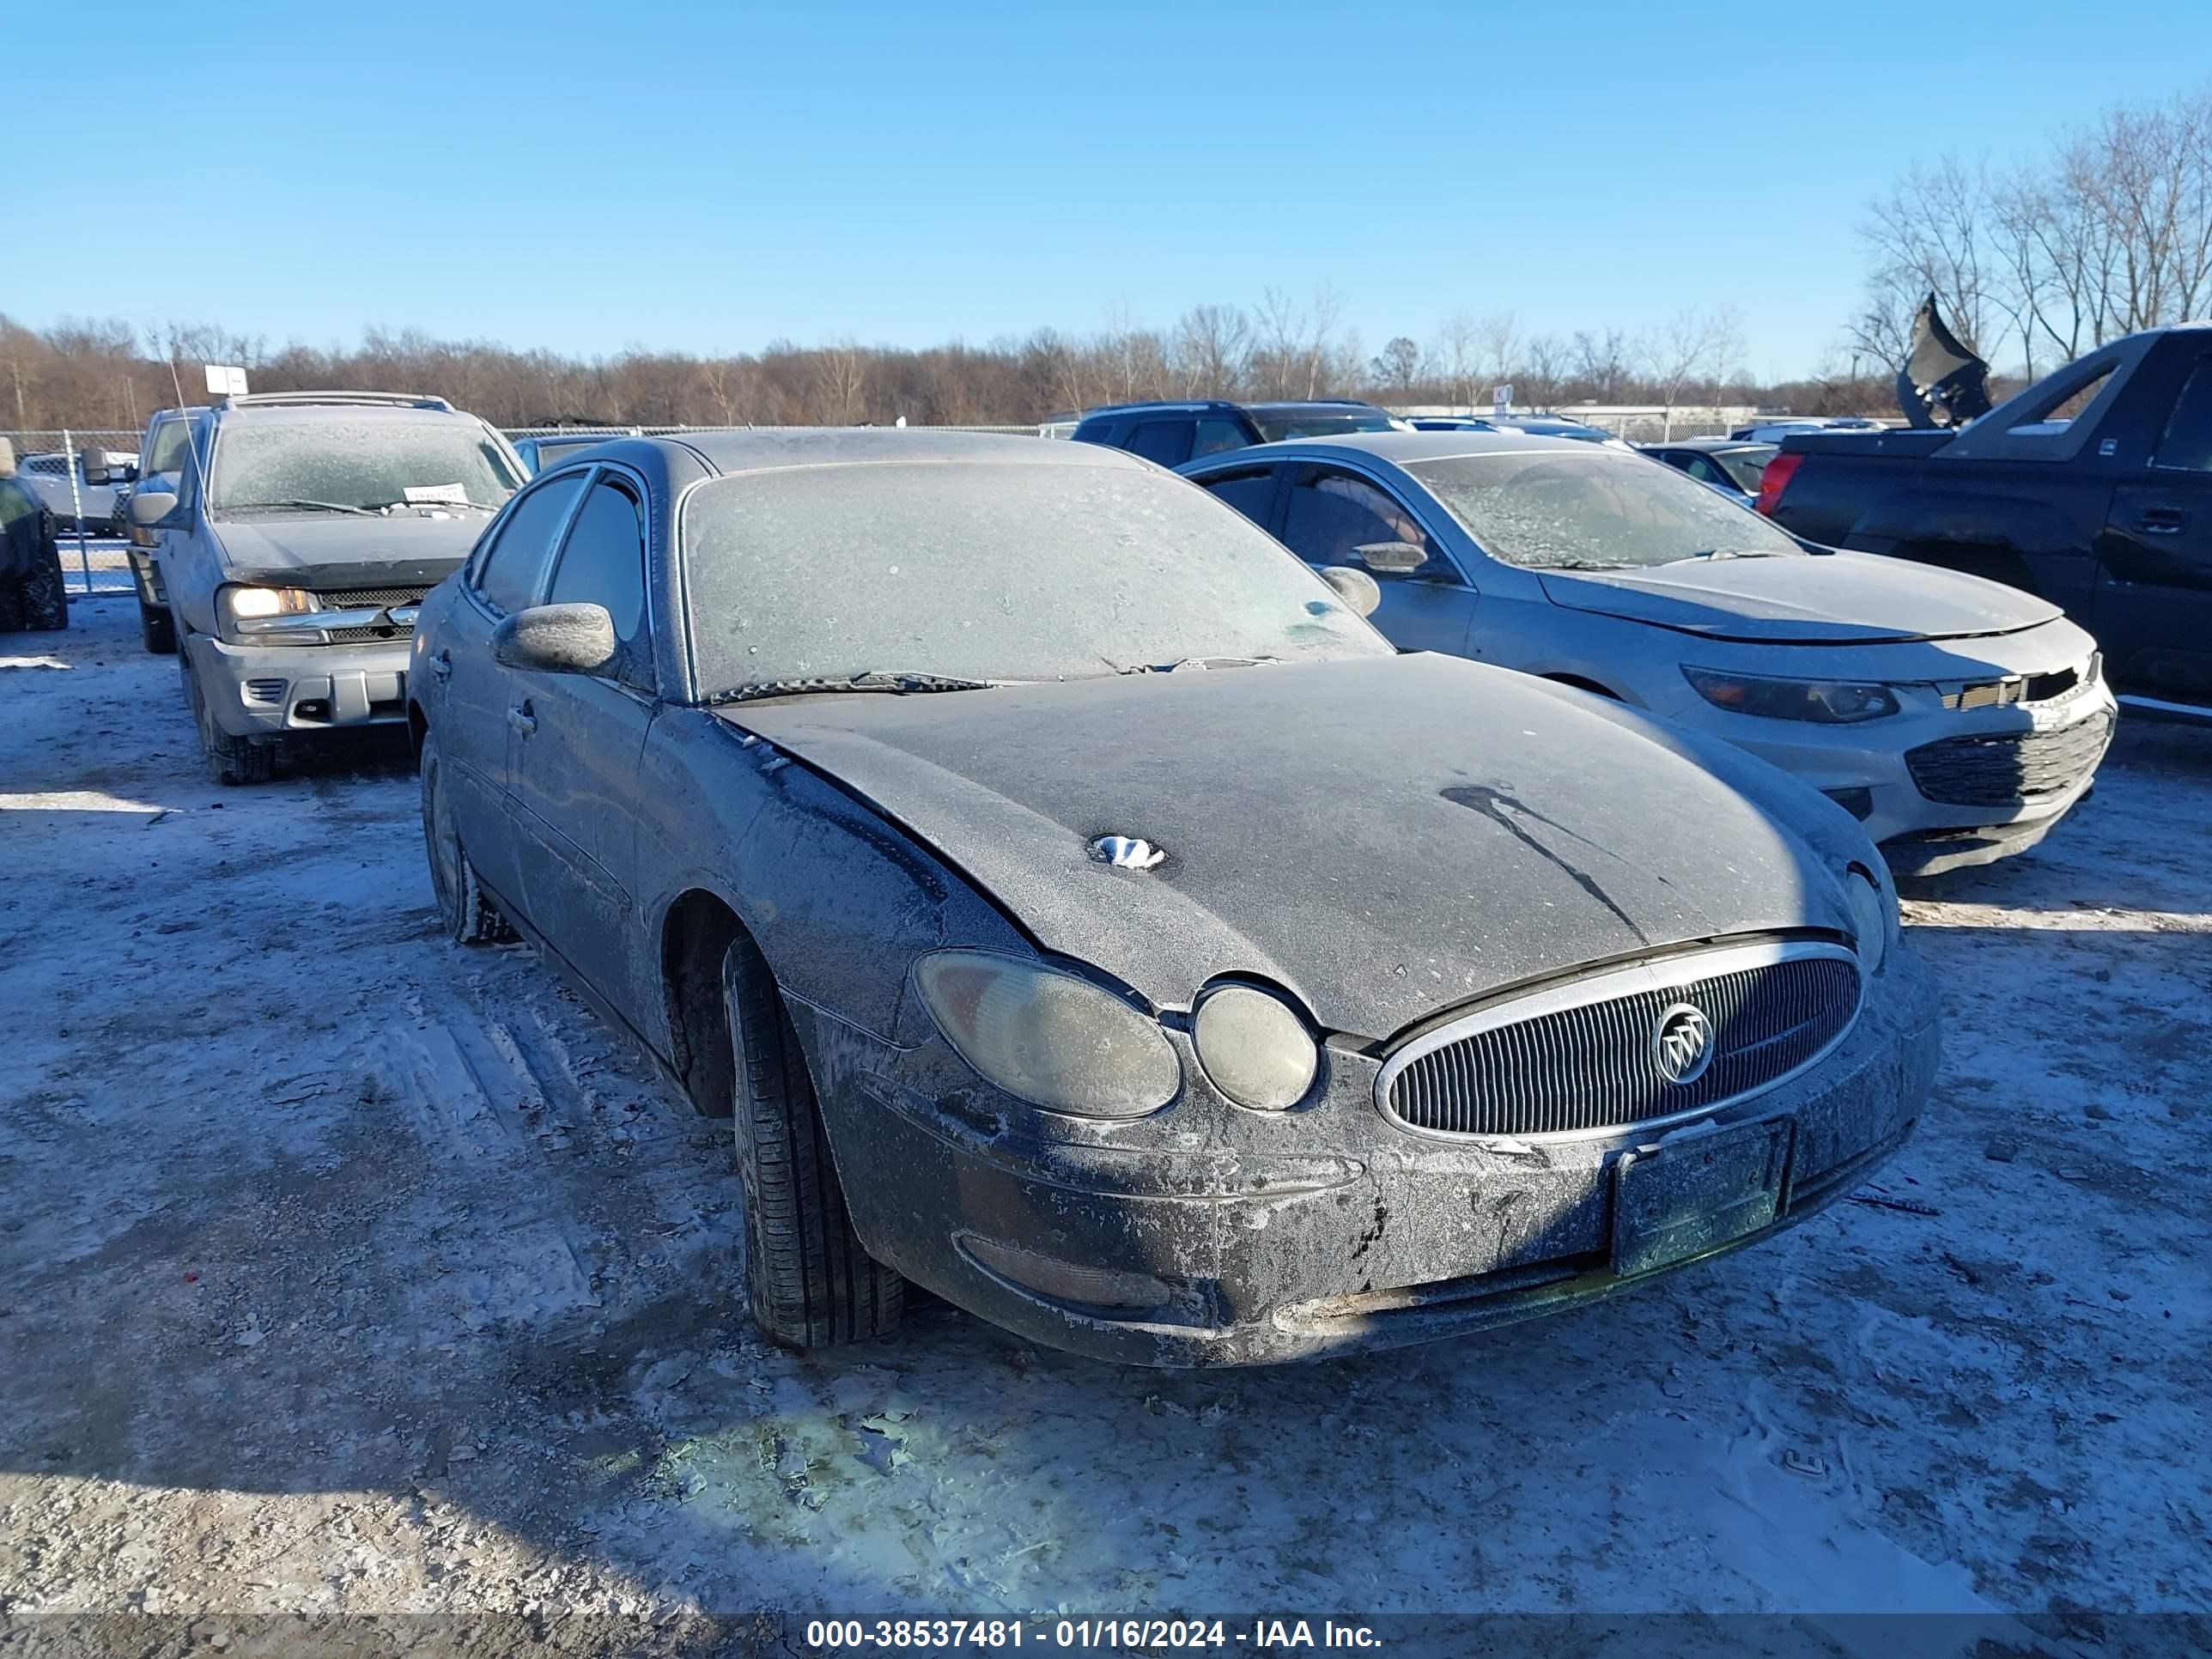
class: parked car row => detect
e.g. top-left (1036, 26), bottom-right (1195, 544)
top-left (105, 348), bottom-right (2172, 1370)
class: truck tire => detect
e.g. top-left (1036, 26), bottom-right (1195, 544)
top-left (419, 729), bottom-right (515, 945)
top-left (722, 932), bottom-right (904, 1349)
top-left (139, 600), bottom-right (177, 654)
top-left (181, 655), bottom-right (275, 786)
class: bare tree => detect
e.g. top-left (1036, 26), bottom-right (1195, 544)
top-left (1473, 313), bottom-right (1518, 402)
top-left (1644, 307), bottom-right (1744, 435)
top-left (1173, 304), bottom-right (1251, 397)
top-left (1371, 336), bottom-right (1422, 399)
top-left (1435, 310), bottom-right (1477, 409)
top-left (1521, 334), bottom-right (1570, 410)
top-left (1571, 326), bottom-right (1635, 401)
top-left (814, 340), bottom-right (868, 424)
top-left (1301, 283), bottom-right (1345, 399)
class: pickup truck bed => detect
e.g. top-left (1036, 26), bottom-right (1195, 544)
top-left (1763, 325), bottom-right (2212, 720)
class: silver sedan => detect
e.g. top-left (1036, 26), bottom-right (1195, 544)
top-left (1181, 431), bottom-right (2116, 877)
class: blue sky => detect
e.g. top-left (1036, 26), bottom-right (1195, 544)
top-left (11, 1), bottom-right (2210, 378)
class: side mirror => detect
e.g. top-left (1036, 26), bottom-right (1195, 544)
top-left (1317, 565), bottom-right (1382, 617)
top-left (493, 603), bottom-right (617, 676)
top-left (81, 452), bottom-right (111, 486)
top-left (1352, 540), bottom-right (1428, 574)
top-left (128, 489), bottom-right (179, 527)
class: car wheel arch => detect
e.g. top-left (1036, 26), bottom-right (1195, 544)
top-left (660, 885), bottom-right (753, 1119)
top-left (1542, 672), bottom-right (1625, 700)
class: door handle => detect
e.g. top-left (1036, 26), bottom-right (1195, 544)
top-left (2138, 508), bottom-right (2187, 535)
top-left (507, 702), bottom-right (537, 736)
top-left (429, 650), bottom-right (453, 681)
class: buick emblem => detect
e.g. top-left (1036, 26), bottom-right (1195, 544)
top-left (1652, 1003), bottom-right (1714, 1086)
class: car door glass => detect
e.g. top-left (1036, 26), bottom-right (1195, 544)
top-left (1125, 421), bottom-right (1194, 466)
top-left (475, 472), bottom-right (586, 612)
top-left (1281, 468), bottom-right (1446, 579)
top-left (546, 479), bottom-right (650, 688)
top-left (1190, 418), bottom-right (1248, 459)
top-left (1201, 467), bottom-right (1278, 528)
top-left (2151, 359), bottom-right (2212, 472)
top-left (1682, 456), bottom-right (1722, 484)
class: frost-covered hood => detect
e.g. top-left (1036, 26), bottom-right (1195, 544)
top-left (1540, 550), bottom-right (2063, 644)
top-left (210, 511), bottom-right (482, 590)
top-left (727, 653), bottom-right (1863, 1040)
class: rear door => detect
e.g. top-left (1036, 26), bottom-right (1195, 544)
top-left (2100, 353), bottom-right (2212, 706)
top-left (504, 467), bottom-right (658, 1028)
top-left (436, 468), bottom-right (589, 902)
top-left (1277, 462), bottom-right (1478, 655)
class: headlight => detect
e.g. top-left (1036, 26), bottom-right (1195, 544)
top-left (218, 585), bottom-right (317, 635)
top-left (1193, 983), bottom-right (1317, 1111)
top-left (1844, 869), bottom-right (1894, 975)
top-left (912, 950), bottom-right (1180, 1119)
top-left (1683, 665), bottom-right (1899, 724)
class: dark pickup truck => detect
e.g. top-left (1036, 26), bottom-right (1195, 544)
top-left (1760, 323), bottom-right (2212, 721)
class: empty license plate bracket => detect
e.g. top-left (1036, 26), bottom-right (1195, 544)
top-left (1611, 1115), bottom-right (1795, 1279)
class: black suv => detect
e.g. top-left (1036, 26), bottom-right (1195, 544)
top-left (1069, 399), bottom-right (1401, 466)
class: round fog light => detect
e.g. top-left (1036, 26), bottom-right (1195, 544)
top-left (1194, 984), bottom-right (1317, 1111)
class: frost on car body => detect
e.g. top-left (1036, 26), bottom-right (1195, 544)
top-left (408, 429), bottom-right (1938, 1367)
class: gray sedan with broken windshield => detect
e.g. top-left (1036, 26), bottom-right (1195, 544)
top-left (1182, 430), bottom-right (2113, 876)
top-left (408, 429), bottom-right (1936, 1367)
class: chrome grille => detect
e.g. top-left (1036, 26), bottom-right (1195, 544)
top-left (1905, 712), bottom-right (2113, 807)
top-left (316, 586), bottom-right (427, 645)
top-left (1380, 944), bottom-right (1861, 1139)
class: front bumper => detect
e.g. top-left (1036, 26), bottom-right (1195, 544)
top-left (1661, 684), bottom-right (2116, 876)
top-left (793, 948), bottom-right (1940, 1367)
top-left (183, 631), bottom-right (411, 739)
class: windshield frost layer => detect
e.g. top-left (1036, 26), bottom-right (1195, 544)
top-left (210, 419), bottom-right (520, 514)
top-left (681, 460), bottom-right (1392, 690)
top-left (1406, 449), bottom-right (1803, 570)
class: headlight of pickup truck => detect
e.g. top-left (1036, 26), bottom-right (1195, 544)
top-left (217, 585), bottom-right (319, 641)
top-left (1682, 665), bottom-right (1899, 724)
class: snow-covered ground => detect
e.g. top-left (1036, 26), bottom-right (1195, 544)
top-left (2, 600), bottom-right (2208, 1654)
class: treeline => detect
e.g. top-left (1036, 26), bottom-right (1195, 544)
top-left (0, 298), bottom-right (1887, 436)
top-left (1857, 83), bottom-right (2212, 380)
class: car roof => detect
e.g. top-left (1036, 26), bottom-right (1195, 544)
top-left (637, 428), bottom-right (1153, 477)
top-left (1642, 435), bottom-right (1771, 453)
top-left (1075, 397), bottom-right (1386, 419)
top-left (1183, 429), bottom-right (1597, 467)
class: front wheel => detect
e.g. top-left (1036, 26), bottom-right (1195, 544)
top-left (139, 600), bottom-right (177, 654)
top-left (182, 656), bottom-right (274, 786)
top-left (420, 729), bottom-right (515, 945)
top-left (723, 933), bottom-right (904, 1349)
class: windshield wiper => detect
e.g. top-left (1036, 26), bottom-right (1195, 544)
top-left (1674, 549), bottom-right (1781, 562)
top-left (704, 671), bottom-right (1001, 707)
top-left (232, 498), bottom-right (374, 516)
top-left (371, 497), bottom-right (498, 513)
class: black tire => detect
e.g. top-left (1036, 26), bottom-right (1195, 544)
top-left (139, 600), bottom-right (177, 654)
top-left (181, 654), bottom-right (275, 786)
top-left (21, 547), bottom-right (67, 631)
top-left (420, 730), bottom-right (515, 945)
top-left (722, 934), bottom-right (903, 1349)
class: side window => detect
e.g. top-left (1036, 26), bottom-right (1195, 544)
top-left (1125, 420), bottom-right (1194, 466)
top-left (2151, 359), bottom-right (2212, 472)
top-left (546, 479), bottom-right (649, 687)
top-left (1190, 418), bottom-right (1248, 459)
top-left (1681, 456), bottom-right (1723, 485)
top-left (1200, 466), bottom-right (1279, 528)
top-left (1280, 467), bottom-right (1449, 580)
top-left (474, 471), bottom-right (586, 613)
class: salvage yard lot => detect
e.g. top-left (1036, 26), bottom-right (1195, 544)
top-left (3, 600), bottom-right (2209, 1646)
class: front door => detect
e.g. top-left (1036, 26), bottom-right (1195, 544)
top-left (1278, 463), bottom-right (1478, 655)
top-left (2099, 354), bottom-right (2212, 708)
top-left (505, 471), bottom-right (656, 1030)
top-left (443, 469), bottom-right (591, 902)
